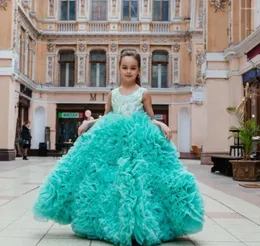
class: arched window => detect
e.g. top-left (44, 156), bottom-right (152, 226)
top-left (59, 51), bottom-right (75, 87)
top-left (120, 49), bottom-right (136, 54)
top-left (153, 0), bottom-right (169, 21)
top-left (152, 51), bottom-right (168, 88)
top-left (91, 0), bottom-right (107, 21)
top-left (61, 0), bottom-right (76, 21)
top-left (90, 51), bottom-right (106, 87)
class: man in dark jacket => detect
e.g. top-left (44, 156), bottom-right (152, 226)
top-left (21, 121), bottom-right (32, 160)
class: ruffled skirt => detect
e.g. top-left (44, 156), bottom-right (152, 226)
top-left (33, 111), bottom-right (204, 245)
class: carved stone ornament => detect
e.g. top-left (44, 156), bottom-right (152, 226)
top-left (209, 0), bottom-right (229, 12)
top-left (173, 43), bottom-right (180, 53)
top-left (78, 43), bottom-right (86, 52)
top-left (22, 0), bottom-right (30, 8)
top-left (49, 0), bottom-right (55, 16)
top-left (187, 42), bottom-right (192, 60)
top-left (143, 0), bottom-right (148, 14)
top-left (47, 42), bottom-right (55, 52)
top-left (0, 0), bottom-right (11, 10)
top-left (141, 43), bottom-right (149, 52)
top-left (196, 50), bottom-right (206, 83)
top-left (175, 0), bottom-right (180, 16)
top-left (110, 42), bottom-right (117, 52)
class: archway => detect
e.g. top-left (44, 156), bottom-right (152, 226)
top-left (178, 107), bottom-right (191, 152)
top-left (32, 106), bottom-right (46, 149)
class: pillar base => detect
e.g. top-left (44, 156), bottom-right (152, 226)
top-left (0, 149), bottom-right (16, 161)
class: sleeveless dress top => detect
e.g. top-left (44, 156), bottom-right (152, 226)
top-left (111, 87), bottom-right (147, 116)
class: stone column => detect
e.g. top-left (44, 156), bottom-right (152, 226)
top-left (24, 32), bottom-right (29, 76)
top-left (45, 41), bottom-right (56, 85)
top-left (108, 0), bottom-right (120, 21)
top-left (140, 0), bottom-right (151, 32)
top-left (78, 0), bottom-right (87, 31)
top-left (171, 43), bottom-right (180, 85)
top-left (195, 49), bottom-right (205, 84)
top-left (78, 0), bottom-right (87, 18)
top-left (48, 0), bottom-right (56, 18)
top-left (171, 0), bottom-right (181, 20)
top-left (85, 52), bottom-right (90, 86)
top-left (76, 42), bottom-right (87, 86)
top-left (107, 42), bottom-right (118, 87)
top-left (46, 55), bottom-right (55, 85)
top-left (31, 40), bottom-right (36, 81)
top-left (0, 0), bottom-right (17, 160)
top-left (140, 42), bottom-right (150, 87)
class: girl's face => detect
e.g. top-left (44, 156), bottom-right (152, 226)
top-left (119, 56), bottom-right (140, 85)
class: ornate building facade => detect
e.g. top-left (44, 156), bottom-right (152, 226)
top-left (0, 0), bottom-right (259, 162)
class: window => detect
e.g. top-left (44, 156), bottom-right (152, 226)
top-left (59, 51), bottom-right (75, 87)
top-left (123, 0), bottom-right (138, 21)
top-left (90, 51), bottom-right (106, 87)
top-left (152, 51), bottom-right (168, 88)
top-left (61, 0), bottom-right (76, 20)
top-left (28, 37), bottom-right (33, 79)
top-left (153, 0), bottom-right (169, 21)
top-left (19, 30), bottom-right (25, 73)
top-left (91, 0), bottom-right (107, 21)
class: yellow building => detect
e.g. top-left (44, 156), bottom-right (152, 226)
top-left (0, 0), bottom-right (259, 163)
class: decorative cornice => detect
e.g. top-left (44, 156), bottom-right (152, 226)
top-left (13, 71), bottom-right (197, 95)
top-left (39, 31), bottom-right (190, 38)
top-left (224, 27), bottom-right (260, 60)
top-left (18, 5), bottom-right (38, 38)
top-left (0, 0), bottom-right (10, 10)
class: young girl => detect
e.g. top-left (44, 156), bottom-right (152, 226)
top-left (33, 50), bottom-right (204, 246)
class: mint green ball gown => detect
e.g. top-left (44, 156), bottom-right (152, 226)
top-left (33, 87), bottom-right (204, 245)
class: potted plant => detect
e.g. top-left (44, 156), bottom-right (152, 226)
top-left (229, 119), bottom-right (260, 181)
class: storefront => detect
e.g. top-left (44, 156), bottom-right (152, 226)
top-left (56, 103), bottom-right (169, 145)
top-left (153, 105), bottom-right (169, 125)
top-left (56, 104), bottom-right (105, 144)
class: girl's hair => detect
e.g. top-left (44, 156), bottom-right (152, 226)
top-left (24, 121), bottom-right (30, 125)
top-left (119, 50), bottom-right (141, 86)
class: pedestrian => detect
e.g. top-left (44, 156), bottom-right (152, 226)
top-left (77, 110), bottom-right (95, 135)
top-left (33, 50), bottom-right (204, 245)
top-left (21, 120), bottom-right (32, 160)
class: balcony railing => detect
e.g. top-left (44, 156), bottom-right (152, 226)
top-left (121, 23), bottom-right (139, 32)
top-left (44, 22), bottom-right (185, 34)
top-left (152, 23), bottom-right (170, 33)
top-left (58, 22), bottom-right (76, 32)
top-left (89, 22), bottom-right (107, 32)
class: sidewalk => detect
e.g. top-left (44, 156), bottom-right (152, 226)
top-left (0, 157), bottom-right (259, 246)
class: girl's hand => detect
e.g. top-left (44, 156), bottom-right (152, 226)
top-left (160, 123), bottom-right (172, 140)
top-left (78, 121), bottom-right (90, 136)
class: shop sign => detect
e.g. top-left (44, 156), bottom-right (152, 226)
top-left (155, 114), bottom-right (167, 120)
top-left (58, 112), bottom-right (83, 118)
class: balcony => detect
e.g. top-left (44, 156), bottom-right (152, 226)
top-left (58, 22), bottom-right (76, 32)
top-left (41, 21), bottom-right (189, 35)
top-left (121, 23), bottom-right (139, 32)
top-left (89, 22), bottom-right (107, 32)
top-left (152, 23), bottom-right (171, 33)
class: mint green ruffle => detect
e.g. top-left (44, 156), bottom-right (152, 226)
top-left (33, 111), bottom-right (204, 245)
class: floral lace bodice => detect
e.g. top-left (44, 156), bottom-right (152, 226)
top-left (111, 87), bottom-right (147, 116)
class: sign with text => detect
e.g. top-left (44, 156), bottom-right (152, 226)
top-left (58, 112), bottom-right (84, 119)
